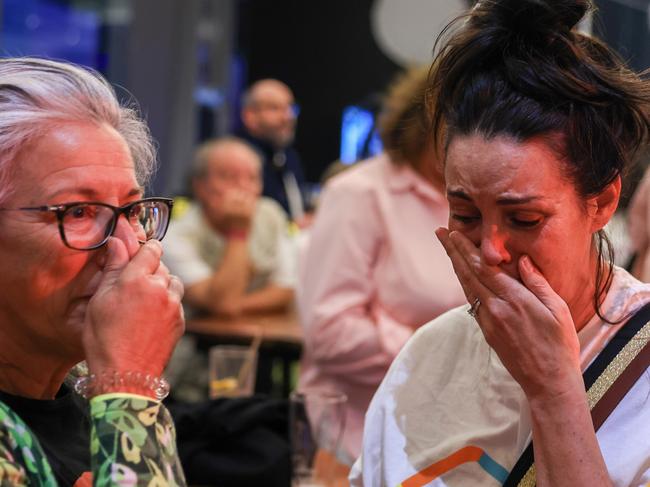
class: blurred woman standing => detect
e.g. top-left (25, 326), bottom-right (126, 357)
top-left (298, 67), bottom-right (465, 461)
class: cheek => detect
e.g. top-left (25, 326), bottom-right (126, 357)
top-left (524, 223), bottom-right (593, 292)
top-left (0, 220), bottom-right (99, 325)
top-left (29, 248), bottom-right (93, 300)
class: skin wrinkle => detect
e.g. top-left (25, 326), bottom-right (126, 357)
top-left (390, 133), bottom-right (619, 474)
top-left (444, 134), bottom-right (599, 330)
top-left (0, 121), bottom-right (143, 397)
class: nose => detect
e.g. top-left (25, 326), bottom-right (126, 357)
top-left (480, 224), bottom-right (512, 267)
top-left (112, 214), bottom-right (141, 259)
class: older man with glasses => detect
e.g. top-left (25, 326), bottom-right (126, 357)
top-left (0, 57), bottom-right (185, 486)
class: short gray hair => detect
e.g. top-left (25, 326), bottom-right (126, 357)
top-left (0, 57), bottom-right (156, 203)
top-left (192, 136), bottom-right (262, 179)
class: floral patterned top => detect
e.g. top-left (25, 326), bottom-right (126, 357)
top-left (0, 393), bottom-right (186, 486)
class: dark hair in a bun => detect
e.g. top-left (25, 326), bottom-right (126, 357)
top-left (472, 0), bottom-right (588, 42)
top-left (428, 0), bottom-right (650, 319)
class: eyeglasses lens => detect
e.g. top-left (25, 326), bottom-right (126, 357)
top-left (62, 204), bottom-right (114, 250)
top-left (62, 200), bottom-right (170, 250)
top-left (133, 201), bottom-right (169, 242)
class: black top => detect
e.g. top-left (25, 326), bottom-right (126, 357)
top-left (236, 130), bottom-right (307, 217)
top-left (0, 384), bottom-right (90, 487)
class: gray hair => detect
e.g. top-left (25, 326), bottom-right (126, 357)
top-left (192, 136), bottom-right (262, 179)
top-left (0, 57), bottom-right (156, 203)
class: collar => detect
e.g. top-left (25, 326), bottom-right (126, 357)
top-left (237, 130), bottom-right (278, 156)
top-left (385, 157), bottom-right (446, 204)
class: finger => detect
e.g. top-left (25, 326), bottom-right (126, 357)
top-left (436, 228), bottom-right (474, 301)
top-left (168, 275), bottom-right (185, 300)
top-left (448, 230), bottom-right (518, 298)
top-left (518, 255), bottom-right (569, 321)
top-left (121, 239), bottom-right (163, 279)
top-left (154, 261), bottom-right (171, 282)
top-left (98, 238), bottom-right (130, 287)
top-left (436, 228), bottom-right (492, 303)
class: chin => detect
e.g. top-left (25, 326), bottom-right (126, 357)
top-left (278, 134), bottom-right (294, 147)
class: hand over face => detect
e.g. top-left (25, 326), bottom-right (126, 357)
top-left (82, 238), bottom-right (185, 378)
top-left (206, 188), bottom-right (257, 233)
top-left (436, 227), bottom-right (581, 399)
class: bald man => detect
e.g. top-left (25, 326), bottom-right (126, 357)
top-left (163, 137), bottom-right (297, 400)
top-left (163, 136), bottom-right (295, 318)
top-left (238, 79), bottom-right (307, 221)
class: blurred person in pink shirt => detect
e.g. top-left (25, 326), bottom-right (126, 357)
top-left (297, 67), bottom-right (466, 462)
top-left (628, 167), bottom-right (650, 281)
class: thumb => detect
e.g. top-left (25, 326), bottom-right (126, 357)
top-left (98, 237), bottom-right (129, 287)
top-left (519, 255), bottom-right (567, 318)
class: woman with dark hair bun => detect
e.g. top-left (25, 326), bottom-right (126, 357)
top-left (351, 1), bottom-right (650, 486)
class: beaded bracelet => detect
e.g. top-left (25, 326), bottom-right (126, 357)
top-left (74, 370), bottom-right (170, 401)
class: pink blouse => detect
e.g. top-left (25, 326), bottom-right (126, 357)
top-left (298, 154), bottom-right (466, 461)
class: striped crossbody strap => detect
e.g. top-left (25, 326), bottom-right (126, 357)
top-left (504, 302), bottom-right (650, 487)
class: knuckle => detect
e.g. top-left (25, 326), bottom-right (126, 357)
top-left (141, 241), bottom-right (162, 260)
top-left (489, 301), bottom-right (509, 322)
top-left (476, 264), bottom-right (492, 281)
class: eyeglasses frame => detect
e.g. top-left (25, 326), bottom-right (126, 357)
top-left (0, 197), bottom-right (174, 250)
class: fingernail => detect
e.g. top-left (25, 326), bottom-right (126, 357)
top-left (520, 255), bottom-right (533, 272)
top-left (147, 239), bottom-right (162, 251)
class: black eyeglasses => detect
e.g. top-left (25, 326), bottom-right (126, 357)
top-left (0, 197), bottom-right (173, 250)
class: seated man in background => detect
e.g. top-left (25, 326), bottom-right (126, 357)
top-left (237, 79), bottom-right (307, 222)
top-left (163, 137), bottom-right (296, 401)
top-left (164, 136), bottom-right (295, 317)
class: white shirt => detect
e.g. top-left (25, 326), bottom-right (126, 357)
top-left (162, 198), bottom-right (296, 291)
top-left (351, 267), bottom-right (650, 486)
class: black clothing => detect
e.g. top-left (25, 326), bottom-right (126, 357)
top-left (168, 396), bottom-right (291, 487)
top-left (237, 130), bottom-right (306, 218)
top-left (0, 384), bottom-right (90, 487)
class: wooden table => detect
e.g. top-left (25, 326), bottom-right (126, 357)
top-left (187, 309), bottom-right (303, 397)
top-left (186, 308), bottom-right (303, 345)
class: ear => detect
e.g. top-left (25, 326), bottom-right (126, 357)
top-left (588, 175), bottom-right (621, 233)
top-left (241, 107), bottom-right (256, 130)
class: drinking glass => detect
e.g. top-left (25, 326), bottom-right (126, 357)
top-left (208, 345), bottom-right (257, 398)
top-left (290, 390), bottom-right (347, 487)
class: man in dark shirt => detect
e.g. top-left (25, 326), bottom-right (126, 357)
top-left (238, 79), bottom-right (307, 222)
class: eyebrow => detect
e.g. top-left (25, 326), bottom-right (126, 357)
top-left (447, 189), bottom-right (541, 205)
top-left (47, 186), bottom-right (143, 201)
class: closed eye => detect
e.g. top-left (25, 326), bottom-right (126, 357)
top-left (451, 213), bottom-right (481, 224)
top-left (510, 217), bottom-right (543, 228)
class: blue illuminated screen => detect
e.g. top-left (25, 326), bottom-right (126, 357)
top-left (339, 105), bottom-right (383, 164)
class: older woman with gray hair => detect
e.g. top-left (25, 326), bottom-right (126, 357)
top-left (0, 57), bottom-right (185, 486)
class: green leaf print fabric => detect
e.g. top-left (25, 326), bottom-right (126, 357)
top-left (0, 394), bottom-right (186, 486)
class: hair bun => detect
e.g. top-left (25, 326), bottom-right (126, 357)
top-left (473, 0), bottom-right (591, 41)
